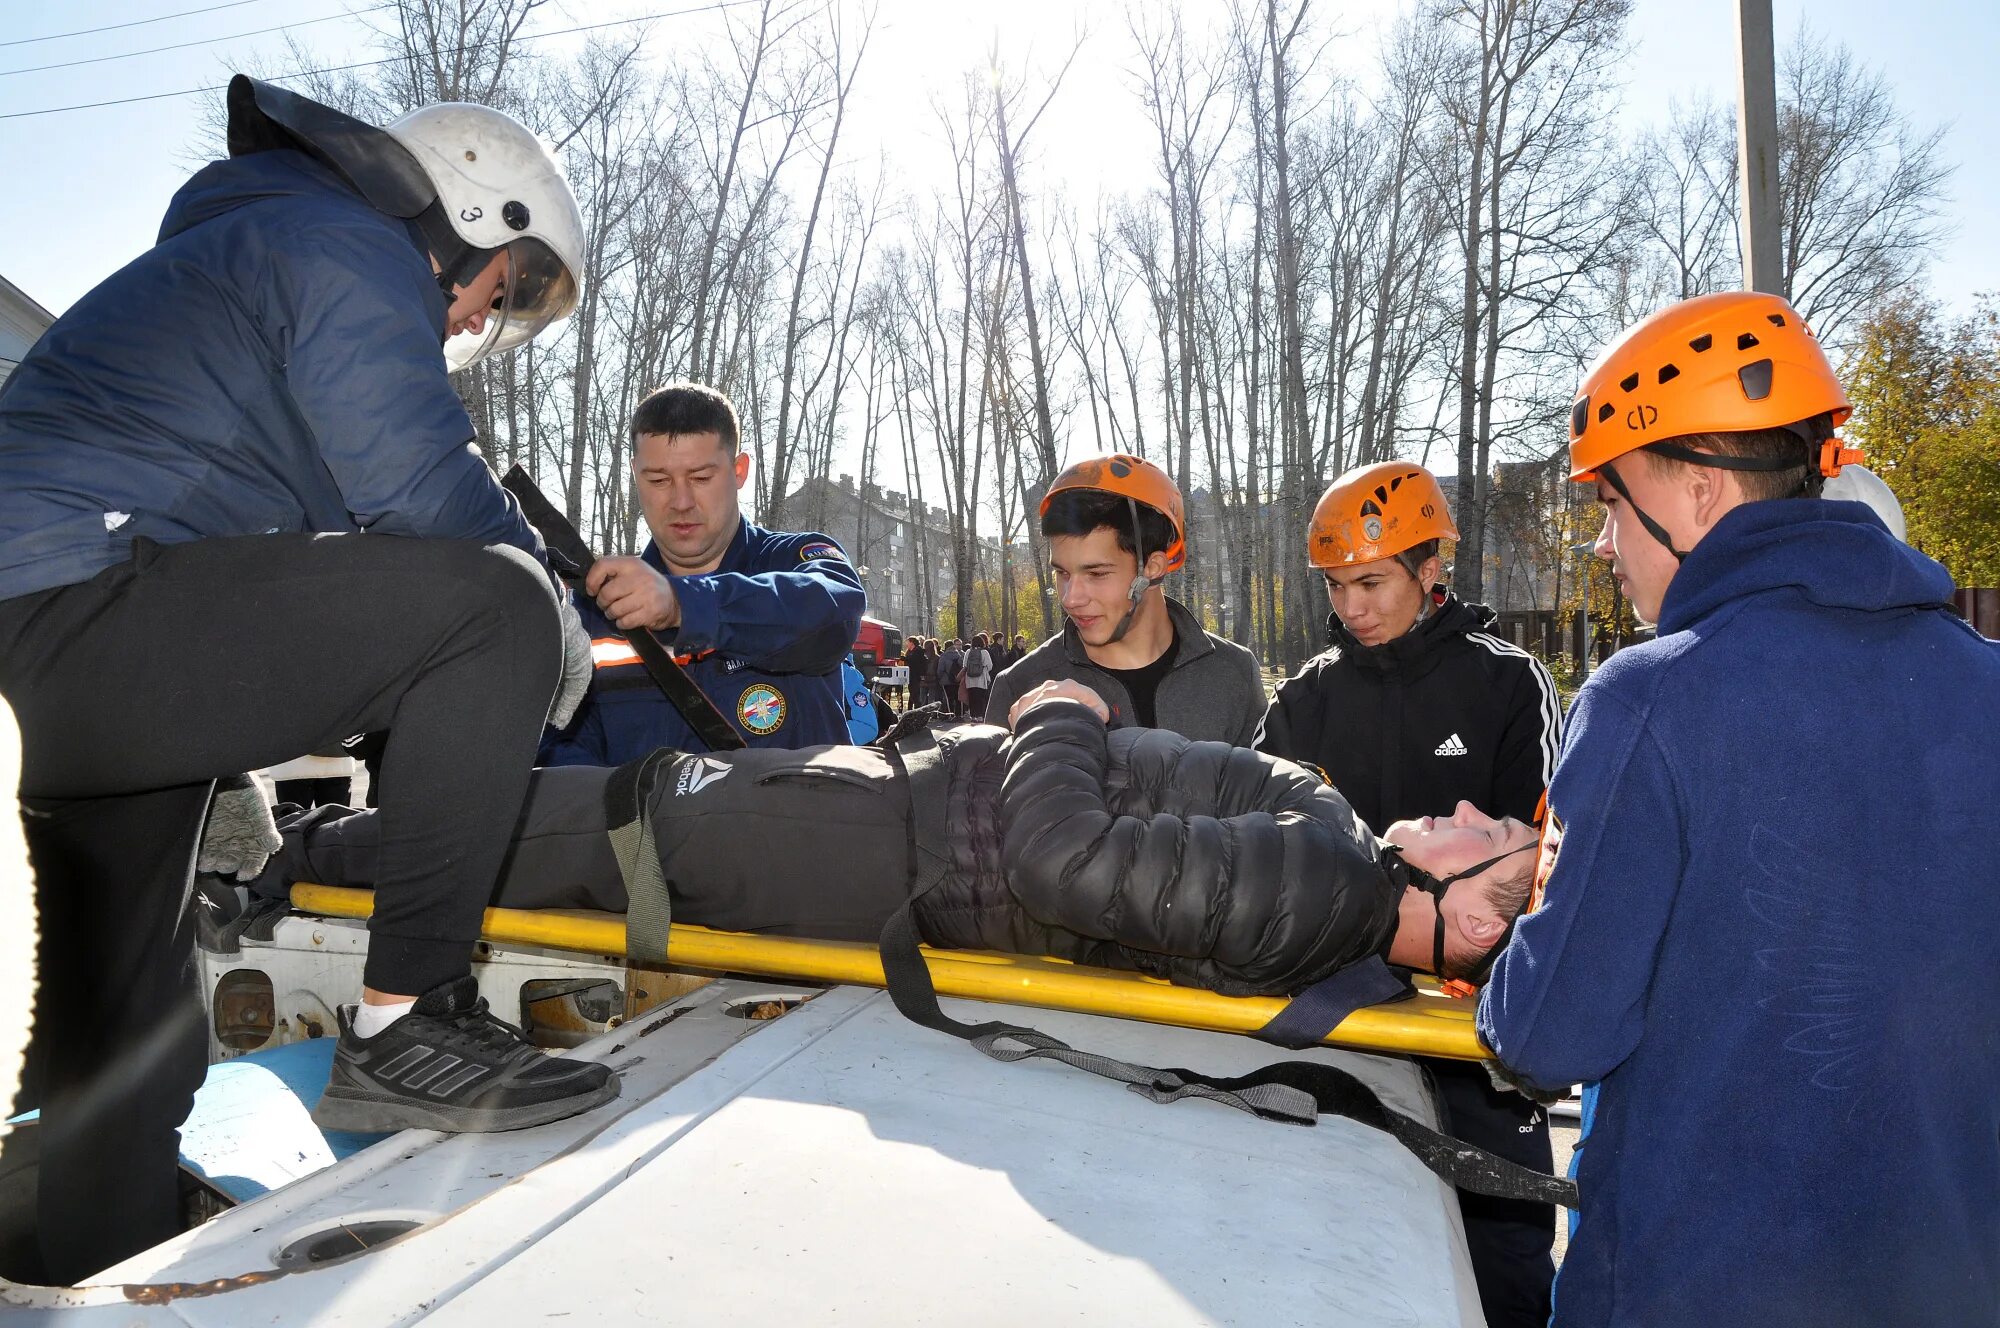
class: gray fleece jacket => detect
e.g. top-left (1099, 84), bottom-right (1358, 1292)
top-left (984, 596), bottom-right (1266, 744)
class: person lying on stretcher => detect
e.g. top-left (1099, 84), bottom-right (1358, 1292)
top-left (242, 680), bottom-right (1540, 997)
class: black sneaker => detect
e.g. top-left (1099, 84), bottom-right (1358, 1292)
top-left (312, 975), bottom-right (619, 1133)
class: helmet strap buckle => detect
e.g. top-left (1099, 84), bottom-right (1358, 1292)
top-left (1819, 440), bottom-right (1866, 478)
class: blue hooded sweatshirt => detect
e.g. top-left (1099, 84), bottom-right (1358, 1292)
top-left (0, 149), bottom-right (541, 603)
top-left (538, 522), bottom-right (864, 764)
top-left (1480, 499), bottom-right (2000, 1327)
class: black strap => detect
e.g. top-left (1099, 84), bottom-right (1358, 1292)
top-left (876, 903), bottom-right (1577, 1208)
top-left (501, 465), bottom-right (745, 753)
top-left (1598, 459), bottom-right (1691, 562)
top-left (1643, 439), bottom-right (1806, 471)
top-left (603, 749), bottom-right (678, 962)
top-left (1255, 957), bottom-right (1415, 1051)
top-left (871, 746), bottom-right (1578, 1209)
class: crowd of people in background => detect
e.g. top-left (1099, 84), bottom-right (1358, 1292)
top-left (900, 631), bottom-right (1030, 719)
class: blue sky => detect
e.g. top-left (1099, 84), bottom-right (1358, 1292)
top-left (3, 0), bottom-right (1994, 319)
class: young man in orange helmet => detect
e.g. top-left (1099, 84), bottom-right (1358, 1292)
top-left (1479, 291), bottom-right (2000, 1326)
top-left (985, 454), bottom-right (1264, 743)
top-left (1256, 459), bottom-right (1562, 1328)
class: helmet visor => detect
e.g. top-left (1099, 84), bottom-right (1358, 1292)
top-left (443, 237), bottom-right (580, 372)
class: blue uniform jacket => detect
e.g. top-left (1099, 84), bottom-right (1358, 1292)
top-left (1479, 499), bottom-right (2000, 1327)
top-left (539, 522), bottom-right (865, 764)
top-left (0, 150), bottom-right (543, 603)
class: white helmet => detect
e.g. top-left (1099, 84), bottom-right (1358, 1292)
top-left (387, 103), bottom-right (585, 371)
top-left (1821, 464), bottom-right (1907, 542)
top-left (225, 77), bottom-right (583, 372)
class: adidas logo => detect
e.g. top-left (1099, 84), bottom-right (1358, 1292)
top-left (675, 756), bottom-right (732, 797)
top-left (372, 1045), bottom-right (492, 1099)
top-left (1433, 733), bottom-right (1468, 757)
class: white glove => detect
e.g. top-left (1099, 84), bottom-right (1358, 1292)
top-left (198, 774), bottom-right (283, 881)
top-left (1483, 1058), bottom-right (1569, 1106)
top-left (549, 589), bottom-right (594, 729)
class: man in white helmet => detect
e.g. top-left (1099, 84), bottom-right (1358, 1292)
top-left (1820, 463), bottom-right (1908, 542)
top-left (0, 77), bottom-right (614, 1283)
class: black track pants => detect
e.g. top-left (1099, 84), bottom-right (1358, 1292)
top-left (1428, 1055), bottom-right (1556, 1328)
top-left (0, 533), bottom-right (558, 1284)
top-left (276, 749), bottom-right (917, 942)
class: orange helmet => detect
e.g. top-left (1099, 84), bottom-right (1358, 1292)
top-left (1307, 462), bottom-right (1458, 569)
top-left (1568, 291), bottom-right (1858, 483)
top-left (1041, 453), bottom-right (1186, 573)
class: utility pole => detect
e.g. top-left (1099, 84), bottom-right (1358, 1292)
top-left (1735, 0), bottom-right (1783, 295)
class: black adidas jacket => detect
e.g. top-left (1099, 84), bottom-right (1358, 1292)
top-left (1253, 593), bottom-right (1560, 834)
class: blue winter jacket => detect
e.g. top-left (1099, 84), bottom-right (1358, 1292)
top-left (1480, 499), bottom-right (2000, 1327)
top-left (0, 149), bottom-right (542, 603)
top-left (538, 522), bottom-right (865, 764)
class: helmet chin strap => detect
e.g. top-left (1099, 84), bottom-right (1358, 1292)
top-left (1598, 459), bottom-right (1692, 562)
top-left (1600, 440), bottom-right (1823, 563)
top-left (1404, 581), bottom-right (1437, 636)
top-left (1386, 549), bottom-right (1439, 637)
top-left (1103, 496), bottom-right (1163, 646)
top-left (1384, 841), bottom-right (1539, 983)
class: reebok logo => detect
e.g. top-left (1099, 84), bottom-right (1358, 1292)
top-left (1433, 733), bottom-right (1468, 757)
top-left (675, 756), bottom-right (732, 797)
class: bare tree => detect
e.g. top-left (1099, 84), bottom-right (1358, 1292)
top-left (1131, 4), bottom-right (1235, 623)
top-left (1434, 0), bottom-right (1630, 604)
top-left (1633, 97), bottom-right (1738, 303)
top-left (684, 0), bottom-right (817, 382)
top-left (1774, 29), bottom-right (1953, 348)
top-left (766, 2), bottom-right (876, 525)
top-left (225, 0), bottom-right (1959, 660)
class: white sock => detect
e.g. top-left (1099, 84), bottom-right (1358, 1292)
top-left (351, 999), bottom-right (417, 1039)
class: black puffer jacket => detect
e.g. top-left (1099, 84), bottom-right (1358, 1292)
top-left (912, 700), bottom-right (1399, 996)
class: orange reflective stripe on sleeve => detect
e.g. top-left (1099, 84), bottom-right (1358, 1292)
top-left (588, 635), bottom-right (712, 670)
top-left (590, 637), bottom-right (642, 669)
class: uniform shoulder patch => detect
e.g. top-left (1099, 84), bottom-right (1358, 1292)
top-left (797, 540), bottom-right (845, 563)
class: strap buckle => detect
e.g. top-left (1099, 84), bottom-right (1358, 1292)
top-left (1819, 440), bottom-right (1866, 477)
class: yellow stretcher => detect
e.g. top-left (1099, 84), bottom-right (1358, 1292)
top-left (291, 883), bottom-right (1492, 1062)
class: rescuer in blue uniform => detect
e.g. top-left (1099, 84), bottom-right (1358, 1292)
top-left (540, 383), bottom-right (865, 765)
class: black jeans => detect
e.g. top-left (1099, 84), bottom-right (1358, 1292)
top-left (0, 533), bottom-right (558, 1283)
top-left (1427, 1055), bottom-right (1556, 1328)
